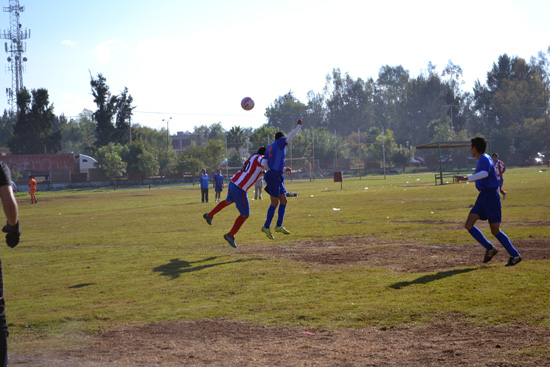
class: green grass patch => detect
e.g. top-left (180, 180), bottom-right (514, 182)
top-left (3, 167), bottom-right (550, 347)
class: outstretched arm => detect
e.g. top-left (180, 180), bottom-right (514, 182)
top-left (286, 119), bottom-right (303, 143)
top-left (455, 170), bottom-right (488, 182)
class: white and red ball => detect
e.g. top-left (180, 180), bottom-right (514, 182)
top-left (241, 97), bottom-right (255, 111)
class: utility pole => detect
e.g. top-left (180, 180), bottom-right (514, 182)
top-left (2, 0), bottom-right (30, 112)
top-left (163, 117), bottom-right (172, 150)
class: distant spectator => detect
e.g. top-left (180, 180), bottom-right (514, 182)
top-left (199, 169), bottom-right (210, 203)
top-left (213, 169), bottom-right (224, 202)
top-left (254, 173), bottom-right (264, 200)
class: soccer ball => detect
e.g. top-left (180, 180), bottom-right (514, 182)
top-left (241, 97), bottom-right (254, 111)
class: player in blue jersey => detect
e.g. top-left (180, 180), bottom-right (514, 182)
top-left (213, 169), bottom-right (224, 202)
top-left (455, 137), bottom-right (522, 266)
top-left (199, 169), bottom-right (210, 203)
top-left (261, 119), bottom-right (302, 239)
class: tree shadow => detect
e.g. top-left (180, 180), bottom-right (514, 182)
top-left (389, 267), bottom-right (480, 290)
top-left (153, 256), bottom-right (260, 280)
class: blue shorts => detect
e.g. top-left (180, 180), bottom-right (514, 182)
top-left (225, 181), bottom-right (250, 216)
top-left (470, 189), bottom-right (502, 223)
top-left (215, 185), bottom-right (223, 192)
top-left (264, 170), bottom-right (286, 197)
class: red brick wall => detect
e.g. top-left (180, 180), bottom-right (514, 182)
top-left (0, 154), bottom-right (76, 175)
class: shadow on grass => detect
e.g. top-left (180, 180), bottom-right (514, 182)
top-left (389, 267), bottom-right (480, 289)
top-left (68, 283), bottom-right (96, 289)
top-left (153, 257), bottom-right (260, 280)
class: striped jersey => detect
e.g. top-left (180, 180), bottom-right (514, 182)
top-left (230, 153), bottom-right (267, 192)
top-left (494, 160), bottom-right (505, 180)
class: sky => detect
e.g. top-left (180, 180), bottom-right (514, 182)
top-left (1, 0), bottom-right (549, 134)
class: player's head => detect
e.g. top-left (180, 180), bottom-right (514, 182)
top-left (201, 169), bottom-right (206, 174)
top-left (471, 137), bottom-right (486, 154)
top-left (217, 168), bottom-right (221, 174)
top-left (491, 153), bottom-right (499, 163)
top-left (275, 131), bottom-right (286, 140)
top-left (257, 146), bottom-right (266, 155)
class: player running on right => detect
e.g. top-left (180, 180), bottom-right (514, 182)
top-left (492, 153), bottom-right (506, 199)
top-left (202, 147), bottom-right (267, 248)
top-left (455, 137), bottom-right (521, 266)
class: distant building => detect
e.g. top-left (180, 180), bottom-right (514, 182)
top-left (170, 131), bottom-right (199, 152)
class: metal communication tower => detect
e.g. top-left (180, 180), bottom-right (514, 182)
top-left (1, 0), bottom-right (30, 112)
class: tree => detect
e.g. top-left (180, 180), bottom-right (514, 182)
top-left (249, 124), bottom-right (277, 151)
top-left (157, 148), bottom-right (178, 178)
top-left (324, 68), bottom-right (375, 136)
top-left (113, 87), bottom-right (135, 145)
top-left (60, 109), bottom-right (96, 155)
top-left (9, 88), bottom-right (61, 154)
top-left (137, 148), bottom-right (159, 181)
top-left (226, 126), bottom-right (247, 151)
top-left (90, 73), bottom-right (118, 147)
top-left (96, 143), bottom-right (127, 189)
top-left (265, 91), bottom-right (307, 132)
top-left (369, 129), bottom-right (398, 166)
top-left (0, 110), bottom-right (16, 148)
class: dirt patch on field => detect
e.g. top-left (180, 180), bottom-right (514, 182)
top-left (245, 237), bottom-right (550, 273)
top-left (10, 319), bottom-right (550, 366)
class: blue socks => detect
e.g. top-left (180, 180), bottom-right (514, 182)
top-left (264, 204), bottom-right (287, 228)
top-left (496, 231), bottom-right (520, 257)
top-left (468, 226), bottom-right (493, 250)
top-left (276, 204), bottom-right (286, 227)
top-left (264, 205), bottom-right (276, 228)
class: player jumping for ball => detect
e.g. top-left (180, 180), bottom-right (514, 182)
top-left (203, 147), bottom-right (267, 248)
top-left (261, 119), bottom-right (302, 240)
top-left (455, 137), bottom-right (522, 266)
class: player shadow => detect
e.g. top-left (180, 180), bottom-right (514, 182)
top-left (389, 267), bottom-right (480, 290)
top-left (68, 283), bottom-right (96, 289)
top-left (153, 257), bottom-right (260, 280)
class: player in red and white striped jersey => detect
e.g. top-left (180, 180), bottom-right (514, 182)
top-left (202, 147), bottom-right (267, 248)
top-left (492, 153), bottom-right (506, 199)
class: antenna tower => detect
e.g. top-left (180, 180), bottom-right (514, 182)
top-left (1, 0), bottom-right (30, 112)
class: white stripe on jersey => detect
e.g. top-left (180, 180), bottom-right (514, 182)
top-left (495, 160), bottom-right (505, 179)
top-left (230, 154), bottom-right (267, 192)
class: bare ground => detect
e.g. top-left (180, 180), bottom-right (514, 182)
top-left (9, 237), bottom-right (550, 366)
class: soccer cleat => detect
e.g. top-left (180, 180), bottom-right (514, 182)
top-left (483, 248), bottom-right (498, 263)
top-left (223, 233), bottom-right (237, 248)
top-left (203, 213), bottom-right (212, 225)
top-left (261, 226), bottom-right (274, 240)
top-left (505, 256), bottom-right (522, 267)
top-left (275, 226), bottom-right (291, 234)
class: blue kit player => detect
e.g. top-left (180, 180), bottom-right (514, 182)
top-left (213, 169), bottom-right (224, 202)
top-left (455, 137), bottom-right (522, 266)
top-left (261, 119), bottom-right (302, 239)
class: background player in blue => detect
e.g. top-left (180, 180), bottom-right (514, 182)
top-left (213, 169), bottom-right (224, 202)
top-left (261, 119), bottom-right (302, 239)
top-left (455, 137), bottom-right (522, 266)
top-left (199, 169), bottom-right (210, 203)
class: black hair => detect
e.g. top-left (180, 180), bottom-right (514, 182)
top-left (257, 146), bottom-right (266, 155)
top-left (471, 137), bottom-right (486, 154)
top-left (275, 131), bottom-right (286, 140)
top-left (492, 152), bottom-right (499, 158)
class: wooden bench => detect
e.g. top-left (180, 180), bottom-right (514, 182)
top-left (435, 170), bottom-right (470, 185)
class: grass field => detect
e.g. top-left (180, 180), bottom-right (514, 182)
top-left (4, 166), bottom-right (550, 363)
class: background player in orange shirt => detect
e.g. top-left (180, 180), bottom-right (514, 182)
top-left (28, 175), bottom-right (37, 204)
